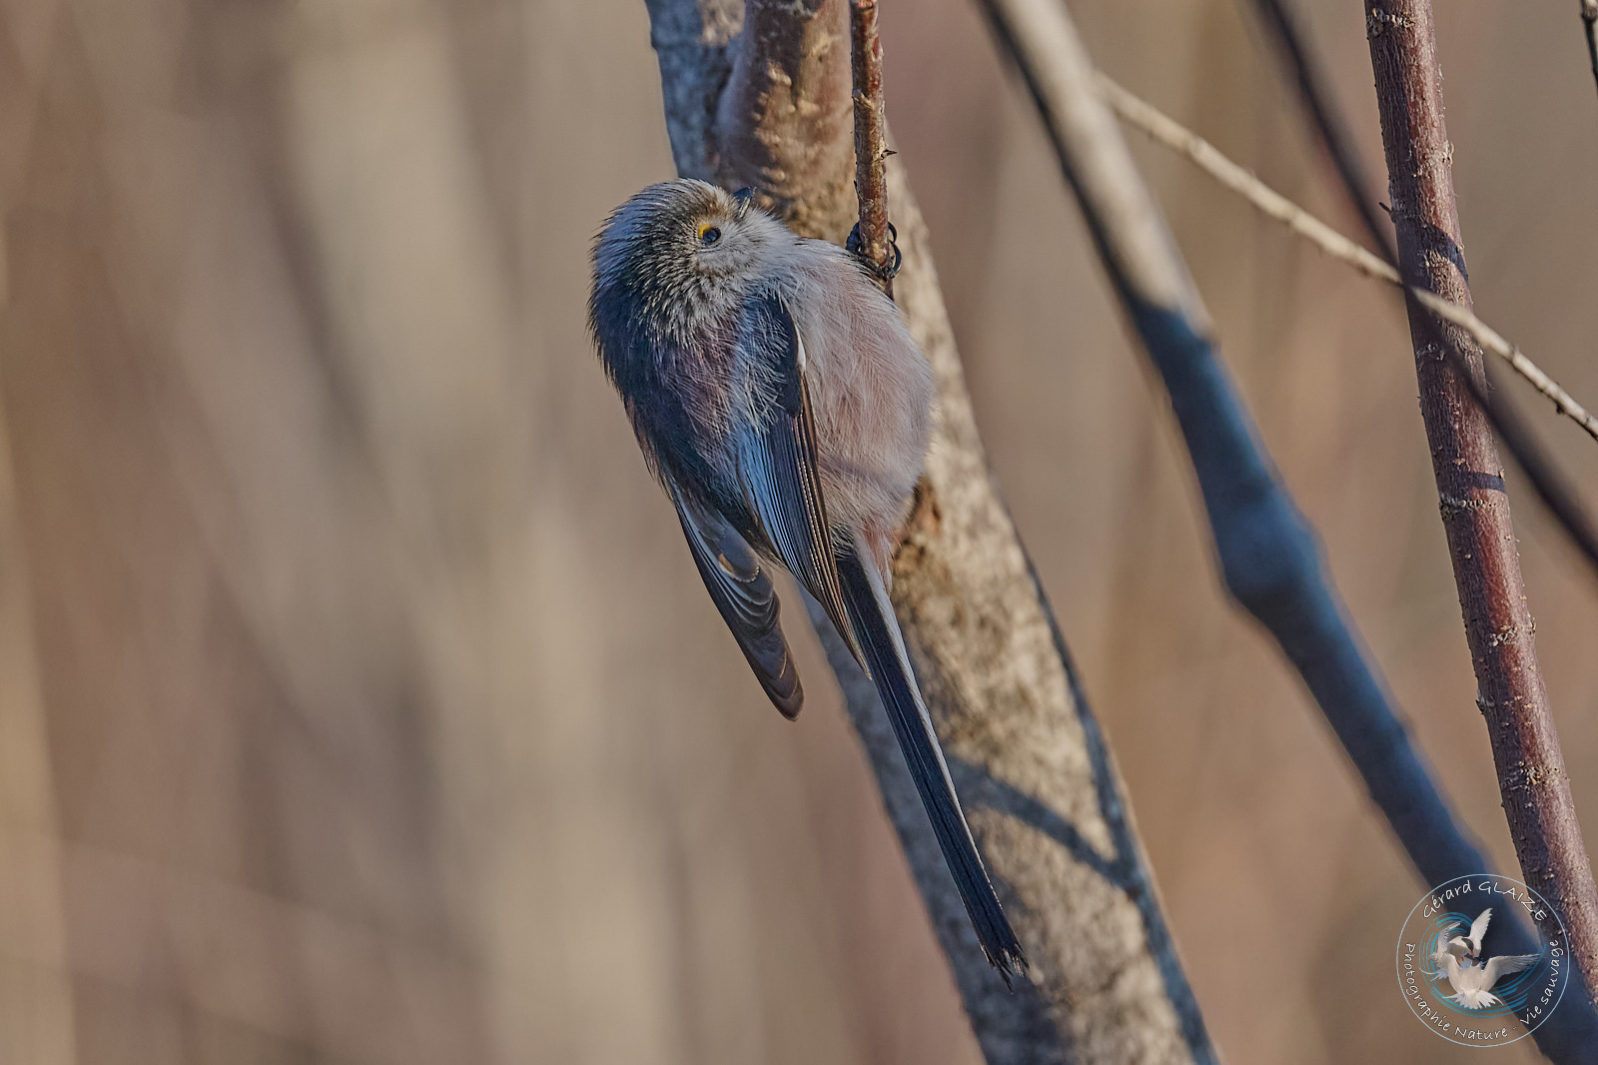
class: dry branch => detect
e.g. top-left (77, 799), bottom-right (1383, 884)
top-left (1097, 76), bottom-right (1598, 447)
top-left (848, 0), bottom-right (894, 293)
top-left (973, 0), bottom-right (1523, 977)
top-left (1361, 0), bottom-right (1598, 1011)
top-left (1243, 0), bottom-right (1598, 585)
top-left (1231, 3), bottom-right (1598, 1051)
top-left (1105, 67), bottom-right (1598, 589)
top-left (645, 1), bottom-right (1216, 1061)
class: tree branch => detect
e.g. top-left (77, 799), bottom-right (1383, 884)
top-left (1361, 0), bottom-right (1598, 1009)
top-left (848, 0), bottom-right (894, 293)
top-left (1209, 4), bottom-right (1598, 1050)
top-left (1097, 64), bottom-right (1598, 587)
top-left (973, 0), bottom-right (1531, 989)
top-left (1096, 75), bottom-right (1598, 447)
top-left (644, 1), bottom-right (1217, 1061)
top-left (716, 0), bottom-right (857, 234)
top-left (1103, 78), bottom-right (1598, 586)
top-left (1240, 0), bottom-right (1598, 585)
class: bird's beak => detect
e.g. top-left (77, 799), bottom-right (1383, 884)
top-left (732, 187), bottom-right (755, 220)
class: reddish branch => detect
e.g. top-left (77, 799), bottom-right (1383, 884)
top-left (849, 0), bottom-right (894, 295)
top-left (1246, 0), bottom-right (1598, 584)
top-left (977, 0), bottom-right (1489, 918)
top-left (1362, 0), bottom-right (1598, 1005)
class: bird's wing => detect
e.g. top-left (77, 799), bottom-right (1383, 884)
top-left (1469, 907), bottom-right (1493, 951)
top-left (670, 482), bottom-right (804, 718)
top-left (729, 288), bottom-right (1024, 976)
top-left (1483, 953), bottom-right (1540, 986)
top-left (730, 290), bottom-right (861, 664)
top-left (1435, 953), bottom-right (1463, 985)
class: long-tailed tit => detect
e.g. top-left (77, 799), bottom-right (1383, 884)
top-left (589, 179), bottom-right (1024, 976)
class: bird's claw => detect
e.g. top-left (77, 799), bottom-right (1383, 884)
top-left (846, 221), bottom-right (902, 284)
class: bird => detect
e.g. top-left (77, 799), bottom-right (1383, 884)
top-left (1430, 944), bottom-right (1540, 1010)
top-left (588, 178), bottom-right (1025, 977)
top-left (1441, 907), bottom-right (1494, 960)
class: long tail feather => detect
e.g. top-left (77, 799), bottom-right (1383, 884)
top-left (835, 545), bottom-right (1026, 978)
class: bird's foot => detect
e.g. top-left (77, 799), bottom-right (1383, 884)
top-left (846, 221), bottom-right (902, 284)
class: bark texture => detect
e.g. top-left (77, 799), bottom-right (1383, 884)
top-left (1362, 0), bottom-right (1598, 1007)
top-left (847, 0), bottom-right (893, 290)
top-left (978, 0), bottom-right (1494, 927)
top-left (1247, 0), bottom-right (1598, 584)
top-left (645, 1), bottom-right (1218, 1062)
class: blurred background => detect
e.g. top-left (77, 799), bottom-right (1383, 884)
top-left (2, 0), bottom-right (1596, 1062)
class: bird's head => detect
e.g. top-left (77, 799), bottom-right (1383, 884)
top-left (593, 180), bottom-right (791, 304)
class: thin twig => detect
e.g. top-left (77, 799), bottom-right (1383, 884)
top-left (973, 0), bottom-right (1498, 940)
top-left (849, 0), bottom-right (894, 296)
top-left (1099, 75), bottom-right (1598, 445)
top-left (1244, 3), bottom-right (1598, 1044)
top-left (1242, 0), bottom-right (1598, 593)
top-left (1226, 6), bottom-right (1598, 612)
top-left (1362, 0), bottom-right (1598, 1012)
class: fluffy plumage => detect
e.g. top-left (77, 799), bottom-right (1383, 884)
top-left (589, 179), bottom-right (1024, 976)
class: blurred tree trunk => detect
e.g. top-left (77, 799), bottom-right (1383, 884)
top-left (0, 3), bottom-right (916, 1063)
top-left (647, 2), bottom-right (1217, 1062)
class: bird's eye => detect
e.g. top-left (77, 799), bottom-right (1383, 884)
top-left (698, 224), bottom-right (722, 246)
